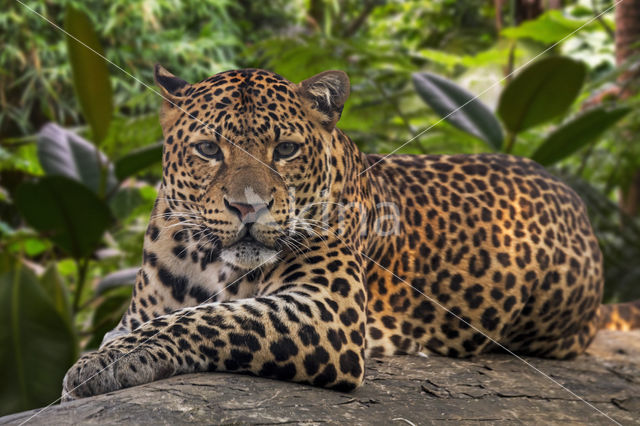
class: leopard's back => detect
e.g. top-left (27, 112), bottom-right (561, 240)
top-left (363, 153), bottom-right (603, 359)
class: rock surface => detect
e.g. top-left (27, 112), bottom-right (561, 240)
top-left (2, 330), bottom-right (640, 425)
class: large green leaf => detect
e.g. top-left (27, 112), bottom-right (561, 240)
top-left (40, 263), bottom-right (72, 325)
top-left (64, 5), bottom-right (113, 143)
top-left (114, 142), bottom-right (163, 181)
top-left (109, 185), bottom-right (157, 223)
top-left (412, 72), bottom-right (504, 150)
top-left (420, 46), bottom-right (520, 71)
top-left (501, 10), bottom-right (595, 44)
top-left (497, 57), bottom-right (586, 134)
top-left (37, 123), bottom-right (118, 197)
top-left (84, 286), bottom-right (132, 350)
top-left (0, 262), bottom-right (76, 415)
top-left (532, 107), bottom-right (630, 166)
top-left (109, 187), bottom-right (146, 222)
top-left (14, 176), bottom-right (114, 258)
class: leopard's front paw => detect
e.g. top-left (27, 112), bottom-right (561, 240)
top-left (62, 346), bottom-right (175, 401)
top-left (61, 349), bottom-right (123, 401)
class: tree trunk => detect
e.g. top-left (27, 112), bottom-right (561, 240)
top-left (514, 0), bottom-right (544, 25)
top-left (615, 0), bottom-right (640, 84)
top-left (1, 331), bottom-right (639, 425)
top-left (306, 0), bottom-right (324, 32)
top-left (617, 0), bottom-right (640, 217)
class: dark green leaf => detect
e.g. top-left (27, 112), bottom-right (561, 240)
top-left (0, 253), bottom-right (11, 274)
top-left (114, 142), bottom-right (163, 181)
top-left (412, 72), bottom-right (504, 150)
top-left (108, 185), bottom-right (157, 225)
top-left (40, 263), bottom-right (73, 325)
top-left (14, 176), bottom-right (114, 258)
top-left (497, 57), bottom-right (586, 134)
top-left (109, 187), bottom-right (145, 222)
top-left (64, 5), bottom-right (113, 143)
top-left (532, 107), bottom-right (630, 166)
top-left (84, 286), bottom-right (132, 350)
top-left (0, 262), bottom-right (76, 415)
top-left (37, 123), bottom-right (118, 197)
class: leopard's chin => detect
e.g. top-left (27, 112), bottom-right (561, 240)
top-left (219, 240), bottom-right (279, 270)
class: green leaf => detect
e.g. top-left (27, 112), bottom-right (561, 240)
top-left (14, 176), bottom-right (114, 258)
top-left (501, 10), bottom-right (594, 44)
top-left (0, 253), bottom-right (12, 274)
top-left (419, 46), bottom-right (522, 70)
top-left (7, 237), bottom-right (50, 257)
top-left (0, 262), bottom-right (76, 415)
top-left (40, 263), bottom-right (73, 325)
top-left (497, 56), bottom-right (586, 135)
top-left (64, 5), bottom-right (113, 143)
top-left (412, 72), bottom-right (504, 150)
top-left (37, 123), bottom-right (118, 197)
top-left (84, 286), bottom-right (132, 350)
top-left (114, 142), bottom-right (163, 181)
top-left (418, 49), bottom-right (464, 69)
top-left (532, 107), bottom-right (630, 166)
top-left (109, 187), bottom-right (145, 222)
top-left (109, 186), bottom-right (158, 223)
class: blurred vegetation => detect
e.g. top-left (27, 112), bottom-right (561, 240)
top-left (1, 0), bottom-right (639, 416)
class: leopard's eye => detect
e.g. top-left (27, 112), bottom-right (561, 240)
top-left (195, 141), bottom-right (222, 160)
top-left (274, 142), bottom-right (300, 160)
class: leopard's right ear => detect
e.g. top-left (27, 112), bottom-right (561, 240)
top-left (298, 70), bottom-right (350, 130)
top-left (154, 64), bottom-right (191, 100)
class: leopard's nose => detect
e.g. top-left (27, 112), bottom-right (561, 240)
top-left (224, 198), bottom-right (272, 223)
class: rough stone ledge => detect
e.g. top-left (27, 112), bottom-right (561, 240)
top-left (2, 330), bottom-right (639, 425)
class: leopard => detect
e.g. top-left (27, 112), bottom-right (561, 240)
top-left (62, 65), bottom-right (640, 400)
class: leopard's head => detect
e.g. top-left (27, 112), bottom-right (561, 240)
top-left (153, 65), bottom-right (350, 270)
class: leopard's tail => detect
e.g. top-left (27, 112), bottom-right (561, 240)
top-left (598, 300), bottom-right (640, 330)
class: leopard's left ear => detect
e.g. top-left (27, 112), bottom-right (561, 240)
top-left (154, 64), bottom-right (192, 129)
top-left (299, 70), bottom-right (350, 130)
top-left (154, 64), bottom-right (191, 100)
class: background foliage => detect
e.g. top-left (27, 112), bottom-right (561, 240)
top-left (1, 0), bottom-right (639, 416)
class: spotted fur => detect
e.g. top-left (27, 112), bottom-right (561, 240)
top-left (62, 66), bottom-right (636, 400)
